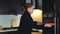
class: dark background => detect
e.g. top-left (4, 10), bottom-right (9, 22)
top-left (0, 0), bottom-right (26, 15)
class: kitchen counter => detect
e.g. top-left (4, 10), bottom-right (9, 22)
top-left (0, 29), bottom-right (17, 32)
top-left (0, 29), bottom-right (42, 32)
top-left (0, 29), bottom-right (42, 34)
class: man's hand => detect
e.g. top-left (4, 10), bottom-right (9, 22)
top-left (37, 22), bottom-right (43, 25)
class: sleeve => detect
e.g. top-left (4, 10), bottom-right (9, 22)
top-left (24, 14), bottom-right (38, 28)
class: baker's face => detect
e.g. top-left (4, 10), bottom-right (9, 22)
top-left (30, 6), bottom-right (34, 13)
top-left (28, 6), bottom-right (34, 14)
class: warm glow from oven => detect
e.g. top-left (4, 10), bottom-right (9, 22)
top-left (31, 9), bottom-right (42, 23)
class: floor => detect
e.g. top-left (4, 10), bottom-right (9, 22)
top-left (32, 32), bottom-right (42, 34)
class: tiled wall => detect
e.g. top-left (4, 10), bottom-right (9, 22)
top-left (0, 15), bottom-right (22, 28)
